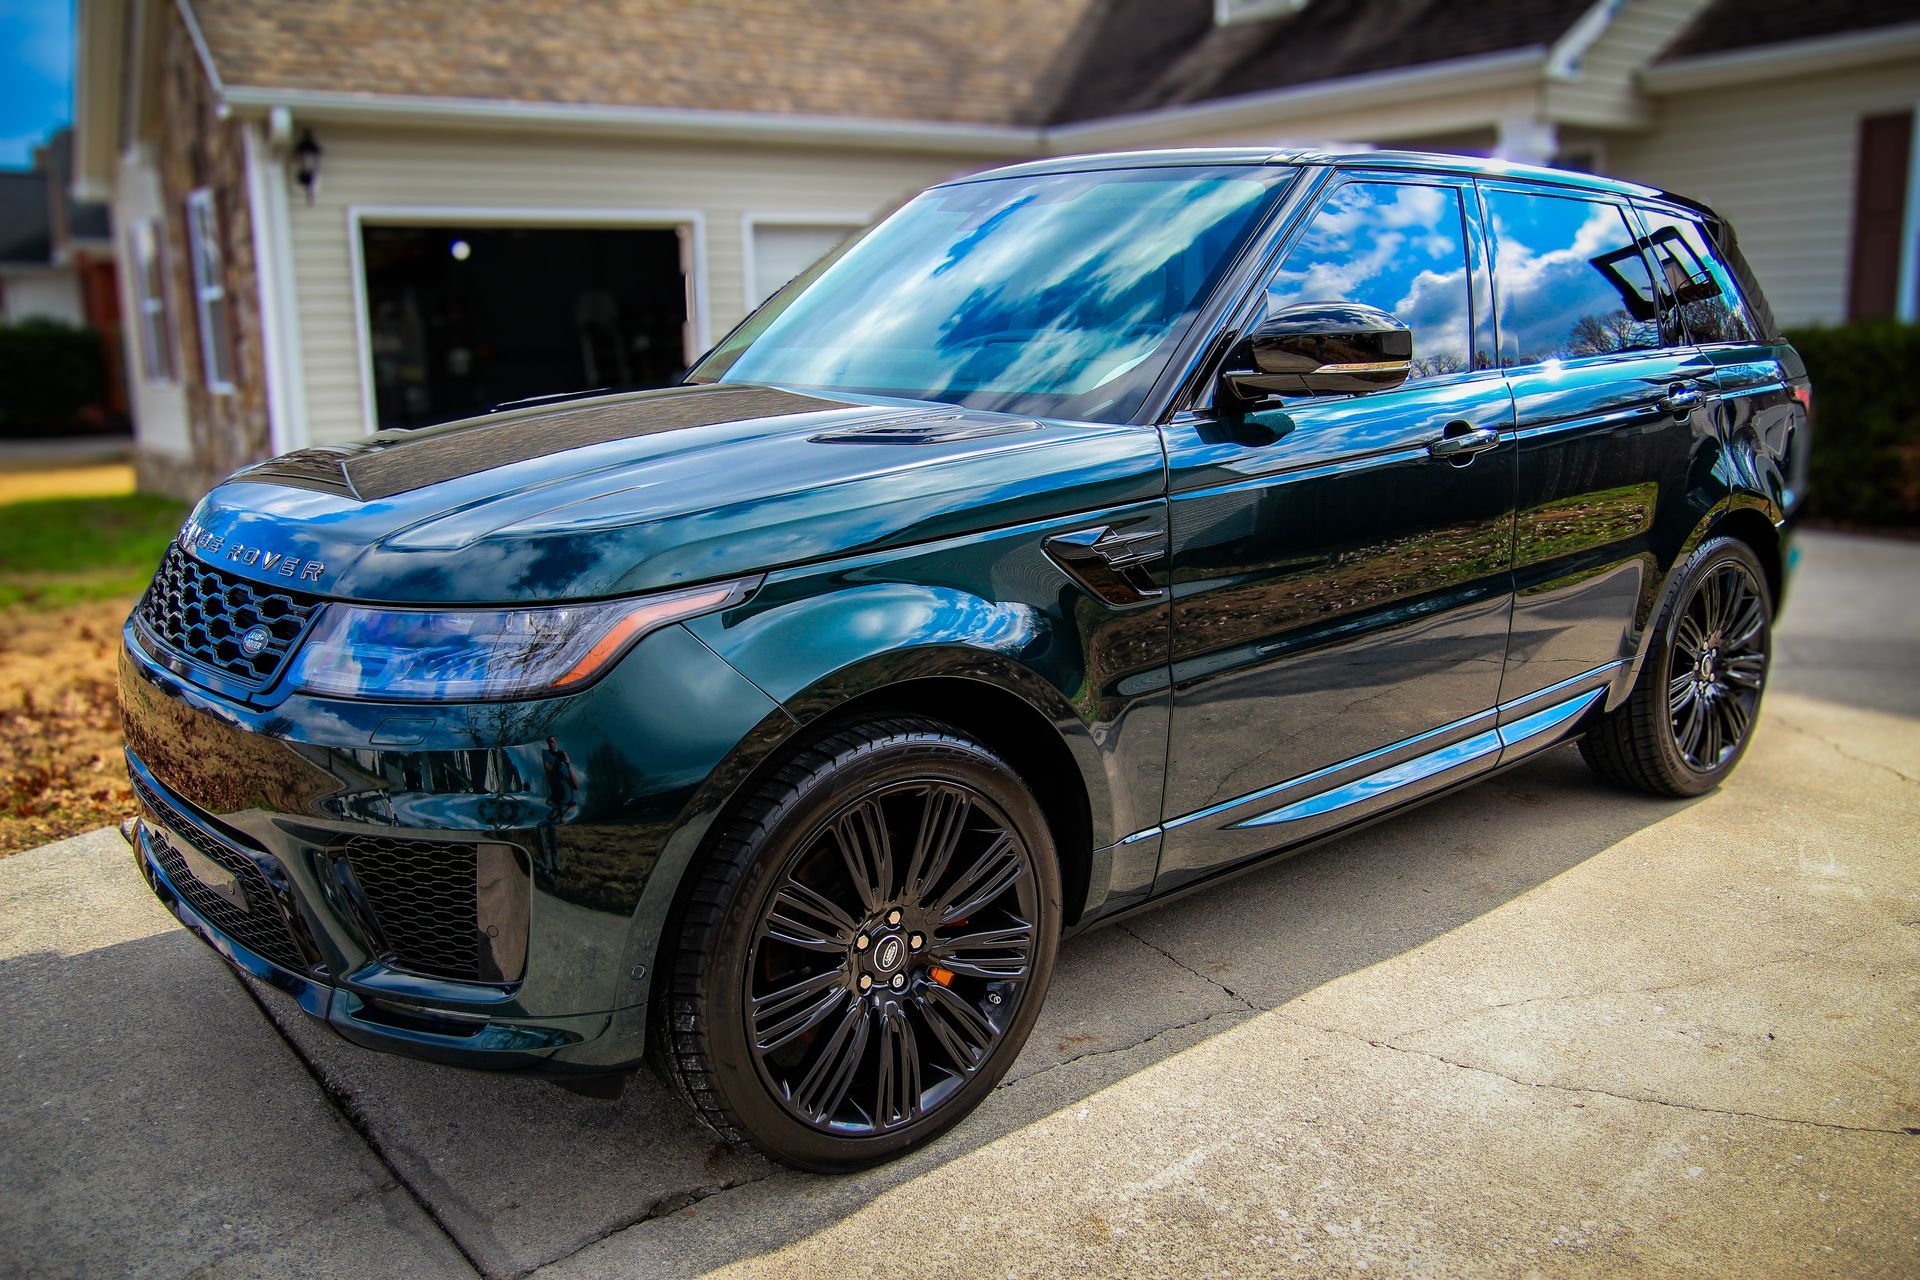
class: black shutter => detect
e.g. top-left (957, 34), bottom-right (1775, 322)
top-left (1846, 111), bottom-right (1914, 321)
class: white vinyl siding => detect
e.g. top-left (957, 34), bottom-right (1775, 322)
top-left (185, 188), bottom-right (237, 393)
top-left (284, 127), bottom-right (992, 443)
top-left (1609, 57), bottom-right (1920, 326)
top-left (1546, 0), bottom-right (1713, 129)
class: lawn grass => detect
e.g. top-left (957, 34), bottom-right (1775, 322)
top-left (0, 492), bottom-right (189, 609)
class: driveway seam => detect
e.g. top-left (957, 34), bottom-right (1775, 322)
top-left (228, 971), bottom-right (489, 1278)
top-left (1276, 1010), bottom-right (1916, 1137)
top-left (524, 1169), bottom-right (776, 1279)
top-left (1116, 923), bottom-right (1262, 1011)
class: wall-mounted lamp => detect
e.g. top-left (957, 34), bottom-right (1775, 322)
top-left (292, 129), bottom-right (323, 204)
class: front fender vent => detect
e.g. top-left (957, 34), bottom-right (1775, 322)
top-left (1045, 522), bottom-right (1167, 606)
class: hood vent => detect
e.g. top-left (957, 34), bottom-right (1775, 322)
top-left (235, 447), bottom-right (359, 498)
top-left (810, 412), bottom-right (1039, 446)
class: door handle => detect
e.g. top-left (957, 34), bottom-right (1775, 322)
top-left (1660, 385), bottom-right (1705, 417)
top-left (1427, 425), bottom-right (1500, 461)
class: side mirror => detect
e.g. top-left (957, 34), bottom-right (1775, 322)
top-left (1221, 301), bottom-right (1413, 402)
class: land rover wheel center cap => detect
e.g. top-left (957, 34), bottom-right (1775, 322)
top-left (872, 934), bottom-right (906, 974)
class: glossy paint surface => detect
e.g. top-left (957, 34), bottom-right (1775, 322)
top-left (1155, 372), bottom-right (1518, 887)
top-left (118, 154), bottom-right (1808, 1083)
top-left (191, 384), bottom-right (1163, 605)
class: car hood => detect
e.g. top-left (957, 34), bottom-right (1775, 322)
top-left (179, 384), bottom-right (1166, 604)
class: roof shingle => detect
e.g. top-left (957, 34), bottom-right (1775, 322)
top-left (1043, 0), bottom-right (1594, 124)
top-left (192, 0), bottom-right (1103, 127)
top-left (1660, 0), bottom-right (1919, 62)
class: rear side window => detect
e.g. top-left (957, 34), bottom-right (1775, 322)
top-left (1482, 187), bottom-right (1663, 365)
top-left (1259, 181), bottom-right (1473, 381)
top-left (1635, 208), bottom-right (1759, 345)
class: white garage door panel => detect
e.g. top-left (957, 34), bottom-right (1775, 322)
top-left (749, 224), bottom-right (860, 309)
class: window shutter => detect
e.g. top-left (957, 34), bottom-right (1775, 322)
top-left (1846, 111), bottom-right (1914, 321)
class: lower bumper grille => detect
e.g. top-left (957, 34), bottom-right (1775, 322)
top-left (134, 777), bottom-right (307, 974)
top-left (342, 835), bottom-right (483, 982)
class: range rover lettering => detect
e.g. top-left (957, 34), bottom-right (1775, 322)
top-left (120, 150), bottom-right (1806, 1171)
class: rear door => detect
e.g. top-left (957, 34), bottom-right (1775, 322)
top-left (1155, 172), bottom-right (1517, 889)
top-left (1632, 202), bottom-right (1806, 527)
top-left (1480, 181), bottom-right (1717, 736)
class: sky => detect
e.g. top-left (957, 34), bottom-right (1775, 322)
top-left (0, 0), bottom-right (74, 169)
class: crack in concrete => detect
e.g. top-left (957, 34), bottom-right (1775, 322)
top-left (229, 972), bottom-right (489, 1279)
top-left (1772, 714), bottom-right (1920, 787)
top-left (1116, 924), bottom-right (1262, 1012)
top-left (1276, 1010), bottom-right (1916, 1138)
top-left (526, 1170), bottom-right (776, 1279)
top-left (999, 1006), bottom-right (1252, 1092)
top-left (1385, 918), bottom-right (1911, 1041)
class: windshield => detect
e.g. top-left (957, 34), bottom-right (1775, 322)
top-left (690, 165), bottom-right (1295, 422)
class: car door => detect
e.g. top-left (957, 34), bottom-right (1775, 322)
top-left (1154, 172), bottom-right (1518, 891)
top-left (1479, 182), bottom-right (1720, 729)
top-left (1632, 202), bottom-right (1806, 529)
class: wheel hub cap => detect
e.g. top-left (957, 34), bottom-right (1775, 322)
top-left (869, 932), bottom-right (906, 975)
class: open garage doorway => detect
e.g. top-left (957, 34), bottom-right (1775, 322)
top-left (357, 220), bottom-right (693, 430)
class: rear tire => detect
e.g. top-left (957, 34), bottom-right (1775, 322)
top-left (1580, 536), bottom-right (1772, 797)
top-left (653, 716), bottom-right (1061, 1172)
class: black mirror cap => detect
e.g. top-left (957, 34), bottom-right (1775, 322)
top-left (1222, 301), bottom-right (1413, 401)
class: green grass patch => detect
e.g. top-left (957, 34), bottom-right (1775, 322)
top-left (0, 493), bottom-right (188, 609)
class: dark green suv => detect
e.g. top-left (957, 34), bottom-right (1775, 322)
top-left (121, 148), bottom-right (1806, 1170)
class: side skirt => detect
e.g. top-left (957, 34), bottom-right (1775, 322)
top-left (1080, 663), bottom-right (1620, 920)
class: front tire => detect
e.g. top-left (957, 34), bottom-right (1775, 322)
top-left (654, 717), bottom-right (1061, 1172)
top-left (1580, 536), bottom-right (1773, 797)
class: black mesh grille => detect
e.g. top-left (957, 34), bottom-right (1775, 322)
top-left (134, 777), bottom-right (307, 973)
top-left (342, 836), bottom-right (481, 981)
top-left (137, 544), bottom-right (322, 686)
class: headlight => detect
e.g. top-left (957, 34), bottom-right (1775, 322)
top-left (286, 577), bottom-right (759, 701)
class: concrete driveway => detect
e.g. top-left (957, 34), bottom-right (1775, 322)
top-left (3, 529), bottom-right (1916, 1278)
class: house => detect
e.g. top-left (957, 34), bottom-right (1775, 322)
top-left (1, 130), bottom-right (117, 329)
top-left (70, 0), bottom-right (1920, 495)
top-left (0, 128), bottom-right (125, 430)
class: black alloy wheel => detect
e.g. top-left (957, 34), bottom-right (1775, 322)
top-left (655, 718), bottom-right (1061, 1171)
top-left (1580, 536), bottom-right (1773, 797)
top-left (1665, 558), bottom-right (1768, 771)
top-left (747, 779), bottom-right (1038, 1136)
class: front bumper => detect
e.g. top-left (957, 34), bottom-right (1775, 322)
top-left (118, 616), bottom-right (788, 1074)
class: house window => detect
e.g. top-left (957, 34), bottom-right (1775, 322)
top-left (185, 189), bottom-right (236, 393)
top-left (128, 218), bottom-right (176, 382)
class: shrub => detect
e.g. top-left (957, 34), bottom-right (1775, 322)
top-left (0, 319), bottom-right (111, 439)
top-left (1783, 320), bottom-right (1920, 528)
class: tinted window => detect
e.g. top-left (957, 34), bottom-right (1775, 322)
top-left (1635, 209), bottom-right (1756, 345)
top-left (1484, 189), bottom-right (1662, 365)
top-left (694, 165), bottom-right (1294, 422)
top-left (1259, 182), bottom-right (1473, 382)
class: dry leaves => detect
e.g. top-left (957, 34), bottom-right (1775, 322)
top-left (0, 598), bottom-right (136, 856)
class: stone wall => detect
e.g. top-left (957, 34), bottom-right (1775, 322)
top-left (153, 1), bottom-right (270, 492)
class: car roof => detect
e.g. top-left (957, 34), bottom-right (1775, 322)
top-left (949, 147), bottom-right (1689, 208)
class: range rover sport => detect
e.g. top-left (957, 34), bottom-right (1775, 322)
top-left (120, 149), bottom-right (1807, 1171)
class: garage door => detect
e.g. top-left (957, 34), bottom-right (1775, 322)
top-left (748, 223), bottom-right (860, 310)
top-left (359, 223), bottom-right (690, 430)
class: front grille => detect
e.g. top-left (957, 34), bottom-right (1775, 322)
top-left (342, 836), bottom-right (482, 981)
top-left (137, 544), bottom-right (322, 686)
top-left (134, 776), bottom-right (308, 973)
